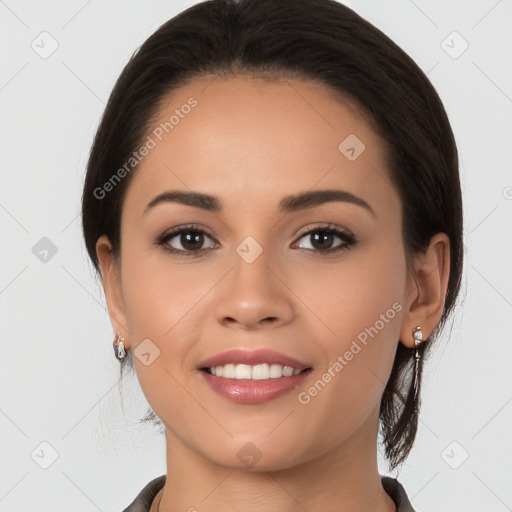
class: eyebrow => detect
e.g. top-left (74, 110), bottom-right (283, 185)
top-left (143, 189), bottom-right (375, 217)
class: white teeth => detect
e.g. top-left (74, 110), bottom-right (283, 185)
top-left (269, 364), bottom-right (283, 378)
top-left (235, 364), bottom-right (252, 379)
top-left (282, 366), bottom-right (294, 377)
top-left (223, 363), bottom-right (236, 379)
top-left (252, 364), bottom-right (269, 380)
top-left (206, 363), bottom-right (304, 380)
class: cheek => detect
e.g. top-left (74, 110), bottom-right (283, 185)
top-left (119, 230), bottom-right (210, 338)
top-left (118, 233), bottom-right (226, 393)
top-left (117, 240), bottom-right (208, 429)
top-left (297, 238), bottom-right (406, 346)
top-left (295, 239), bottom-right (407, 414)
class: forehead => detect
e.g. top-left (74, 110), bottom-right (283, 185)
top-left (123, 75), bottom-right (395, 217)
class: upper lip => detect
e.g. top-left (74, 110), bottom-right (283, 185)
top-left (198, 348), bottom-right (312, 370)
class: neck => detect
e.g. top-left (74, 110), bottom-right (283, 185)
top-left (157, 408), bottom-right (396, 512)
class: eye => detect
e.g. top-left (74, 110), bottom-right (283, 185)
top-left (293, 224), bottom-right (357, 254)
top-left (155, 224), bottom-right (218, 256)
top-left (155, 223), bottom-right (357, 257)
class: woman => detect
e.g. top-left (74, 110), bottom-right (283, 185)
top-left (81, 0), bottom-right (463, 510)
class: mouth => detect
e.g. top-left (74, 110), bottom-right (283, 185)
top-left (197, 348), bottom-right (313, 404)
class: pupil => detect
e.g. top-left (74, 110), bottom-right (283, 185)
top-left (313, 231), bottom-right (333, 250)
top-left (182, 231), bottom-right (203, 250)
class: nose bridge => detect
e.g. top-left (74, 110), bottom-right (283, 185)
top-left (214, 235), bottom-right (295, 328)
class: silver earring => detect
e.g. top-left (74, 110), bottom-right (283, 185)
top-left (411, 326), bottom-right (423, 409)
top-left (113, 332), bottom-right (126, 360)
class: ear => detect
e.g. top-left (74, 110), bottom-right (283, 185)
top-left (96, 235), bottom-right (130, 350)
top-left (400, 232), bottom-right (451, 348)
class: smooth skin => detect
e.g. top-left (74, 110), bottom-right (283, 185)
top-left (96, 75), bottom-right (450, 512)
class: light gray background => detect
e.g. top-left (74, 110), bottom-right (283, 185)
top-left (1, 1), bottom-right (511, 511)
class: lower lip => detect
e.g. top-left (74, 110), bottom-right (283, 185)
top-left (200, 369), bottom-right (312, 404)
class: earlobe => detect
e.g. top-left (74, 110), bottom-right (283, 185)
top-left (95, 235), bottom-right (130, 349)
top-left (400, 233), bottom-right (451, 348)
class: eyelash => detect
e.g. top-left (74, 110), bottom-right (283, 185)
top-left (155, 223), bottom-right (357, 257)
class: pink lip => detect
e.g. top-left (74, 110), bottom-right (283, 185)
top-left (197, 348), bottom-right (311, 370)
top-left (200, 369), bottom-right (313, 404)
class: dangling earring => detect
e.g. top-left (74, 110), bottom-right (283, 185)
top-left (411, 326), bottom-right (423, 410)
top-left (113, 332), bottom-right (126, 360)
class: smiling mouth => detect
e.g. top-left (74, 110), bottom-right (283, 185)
top-left (201, 363), bottom-right (312, 380)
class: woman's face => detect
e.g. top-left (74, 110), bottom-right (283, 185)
top-left (103, 76), bottom-right (417, 471)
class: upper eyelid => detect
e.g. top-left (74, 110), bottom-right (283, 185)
top-left (295, 223), bottom-right (352, 237)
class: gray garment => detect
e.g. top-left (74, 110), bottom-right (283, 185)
top-left (122, 474), bottom-right (416, 511)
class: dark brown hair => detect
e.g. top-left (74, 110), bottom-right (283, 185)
top-left (81, 0), bottom-right (463, 471)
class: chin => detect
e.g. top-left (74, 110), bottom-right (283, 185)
top-left (197, 435), bottom-right (311, 473)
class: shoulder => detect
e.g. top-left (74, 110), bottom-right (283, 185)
top-left (121, 475), bottom-right (166, 512)
top-left (380, 475), bottom-right (416, 512)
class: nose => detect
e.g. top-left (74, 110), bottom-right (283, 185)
top-left (214, 246), bottom-right (295, 330)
